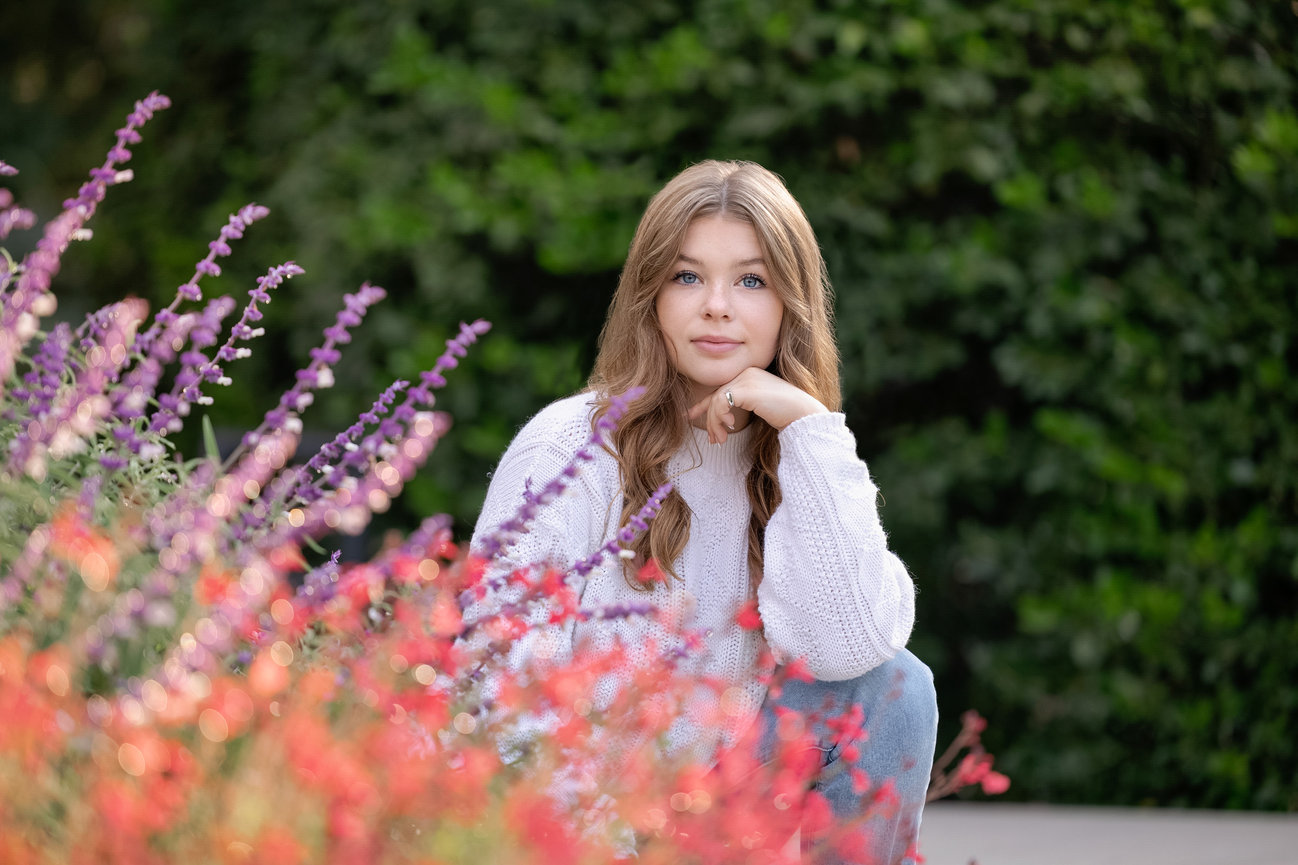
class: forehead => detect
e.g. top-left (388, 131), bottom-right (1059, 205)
top-left (676, 216), bottom-right (765, 264)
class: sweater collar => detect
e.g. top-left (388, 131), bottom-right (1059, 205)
top-left (673, 424), bottom-right (754, 479)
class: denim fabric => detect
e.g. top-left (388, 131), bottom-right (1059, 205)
top-left (757, 649), bottom-right (939, 865)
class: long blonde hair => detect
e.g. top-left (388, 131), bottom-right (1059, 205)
top-left (588, 160), bottom-right (840, 589)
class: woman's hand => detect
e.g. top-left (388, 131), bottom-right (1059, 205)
top-left (687, 367), bottom-right (829, 444)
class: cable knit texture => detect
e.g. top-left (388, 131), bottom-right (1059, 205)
top-left (471, 392), bottom-right (915, 753)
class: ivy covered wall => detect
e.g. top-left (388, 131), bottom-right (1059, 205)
top-left (3, 0), bottom-right (1294, 808)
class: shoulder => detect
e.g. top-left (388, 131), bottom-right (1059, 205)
top-left (524, 391), bottom-right (599, 431)
top-left (495, 391), bottom-right (617, 482)
top-left (474, 391), bottom-right (618, 552)
top-left (508, 391), bottom-right (600, 453)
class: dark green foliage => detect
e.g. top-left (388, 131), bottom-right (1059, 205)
top-left (3, 0), bottom-right (1294, 809)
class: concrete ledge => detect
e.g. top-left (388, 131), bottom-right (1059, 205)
top-left (919, 801), bottom-right (1298, 865)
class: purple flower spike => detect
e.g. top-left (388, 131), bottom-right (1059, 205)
top-left (408, 320), bottom-right (493, 407)
top-left (0, 186), bottom-right (37, 242)
top-left (147, 260), bottom-right (300, 436)
top-left (354, 322), bottom-right (490, 462)
top-left (473, 386), bottom-right (644, 564)
top-left (148, 296), bottom-right (237, 434)
top-left (5, 322), bottom-right (72, 422)
top-left (569, 480), bottom-right (671, 578)
top-left (77, 474), bottom-right (104, 522)
top-left (250, 411), bottom-right (451, 562)
top-left (101, 306), bottom-right (197, 466)
top-left (339, 319), bottom-right (491, 478)
top-left (583, 600), bottom-right (658, 621)
top-left (459, 474), bottom-right (667, 638)
top-left (0, 92), bottom-right (170, 396)
top-left (228, 282), bottom-right (385, 468)
top-left (0, 161), bottom-right (18, 176)
top-left (292, 377), bottom-right (410, 502)
top-left (134, 204), bottom-right (272, 360)
top-left (7, 298), bottom-right (148, 478)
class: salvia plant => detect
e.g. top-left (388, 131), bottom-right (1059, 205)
top-left (0, 94), bottom-right (1005, 864)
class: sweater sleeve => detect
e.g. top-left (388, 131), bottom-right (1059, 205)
top-left (756, 411), bottom-right (915, 681)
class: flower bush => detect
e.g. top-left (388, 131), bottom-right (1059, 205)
top-left (0, 94), bottom-right (1004, 864)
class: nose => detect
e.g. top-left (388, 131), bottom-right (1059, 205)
top-left (700, 283), bottom-right (732, 319)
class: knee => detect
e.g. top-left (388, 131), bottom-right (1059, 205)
top-left (890, 649), bottom-right (937, 722)
top-left (862, 649), bottom-right (938, 744)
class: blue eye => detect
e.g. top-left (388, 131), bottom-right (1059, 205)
top-left (674, 271), bottom-right (701, 285)
top-left (740, 274), bottom-right (766, 289)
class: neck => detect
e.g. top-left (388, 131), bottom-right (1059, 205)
top-left (681, 421), bottom-right (754, 477)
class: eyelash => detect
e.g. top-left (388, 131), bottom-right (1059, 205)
top-left (672, 271), bottom-right (767, 289)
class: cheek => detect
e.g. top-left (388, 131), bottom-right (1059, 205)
top-left (761, 301), bottom-right (786, 357)
top-left (654, 296), bottom-right (680, 361)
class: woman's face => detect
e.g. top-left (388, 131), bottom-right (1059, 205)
top-left (655, 216), bottom-right (785, 405)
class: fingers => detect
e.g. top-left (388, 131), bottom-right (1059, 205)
top-left (687, 387), bottom-right (739, 444)
top-left (686, 368), bottom-right (830, 441)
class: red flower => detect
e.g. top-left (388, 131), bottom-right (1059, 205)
top-left (734, 598), bottom-right (762, 630)
top-left (834, 827), bottom-right (877, 863)
top-left (266, 543), bottom-right (307, 573)
top-left (388, 553), bottom-right (421, 585)
top-left (459, 555), bottom-right (487, 590)
top-left (547, 585), bottom-right (579, 624)
top-left (637, 558), bottom-right (667, 584)
top-left (504, 788), bottom-right (580, 863)
top-left (429, 593), bottom-right (463, 637)
top-left (48, 506), bottom-right (119, 592)
top-left (981, 770), bottom-right (1011, 795)
top-left (248, 827), bottom-right (307, 865)
top-left (340, 564), bottom-right (383, 609)
top-left (801, 790), bottom-right (835, 840)
top-left (248, 650), bottom-right (290, 697)
top-left (961, 709), bottom-right (987, 735)
top-left (194, 563), bottom-right (236, 605)
top-left (781, 657), bottom-right (816, 683)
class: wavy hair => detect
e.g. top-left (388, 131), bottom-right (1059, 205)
top-left (588, 160), bottom-right (840, 590)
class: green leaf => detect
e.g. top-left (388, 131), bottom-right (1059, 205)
top-left (202, 414), bottom-right (221, 464)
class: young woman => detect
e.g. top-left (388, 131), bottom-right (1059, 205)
top-left (471, 160), bottom-right (938, 864)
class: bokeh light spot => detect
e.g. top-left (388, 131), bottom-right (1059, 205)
top-left (45, 664), bottom-right (70, 697)
top-left (207, 492), bottom-right (231, 518)
top-left (140, 680), bottom-right (167, 713)
top-left (117, 743), bottom-right (146, 776)
top-left (199, 708), bottom-right (229, 742)
top-left (270, 599), bottom-right (294, 624)
top-left (270, 641), bottom-right (294, 667)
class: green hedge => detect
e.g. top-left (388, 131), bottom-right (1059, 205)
top-left (4, 0), bottom-right (1295, 808)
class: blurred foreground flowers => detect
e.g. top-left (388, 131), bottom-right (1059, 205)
top-left (0, 94), bottom-right (1004, 864)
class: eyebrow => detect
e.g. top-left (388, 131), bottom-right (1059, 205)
top-left (676, 253), bottom-right (767, 268)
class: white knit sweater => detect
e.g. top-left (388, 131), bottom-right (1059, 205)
top-left (470, 392), bottom-right (915, 750)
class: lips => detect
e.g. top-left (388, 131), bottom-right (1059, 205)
top-left (692, 336), bottom-right (741, 354)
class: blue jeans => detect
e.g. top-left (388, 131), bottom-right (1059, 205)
top-left (757, 649), bottom-right (938, 865)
